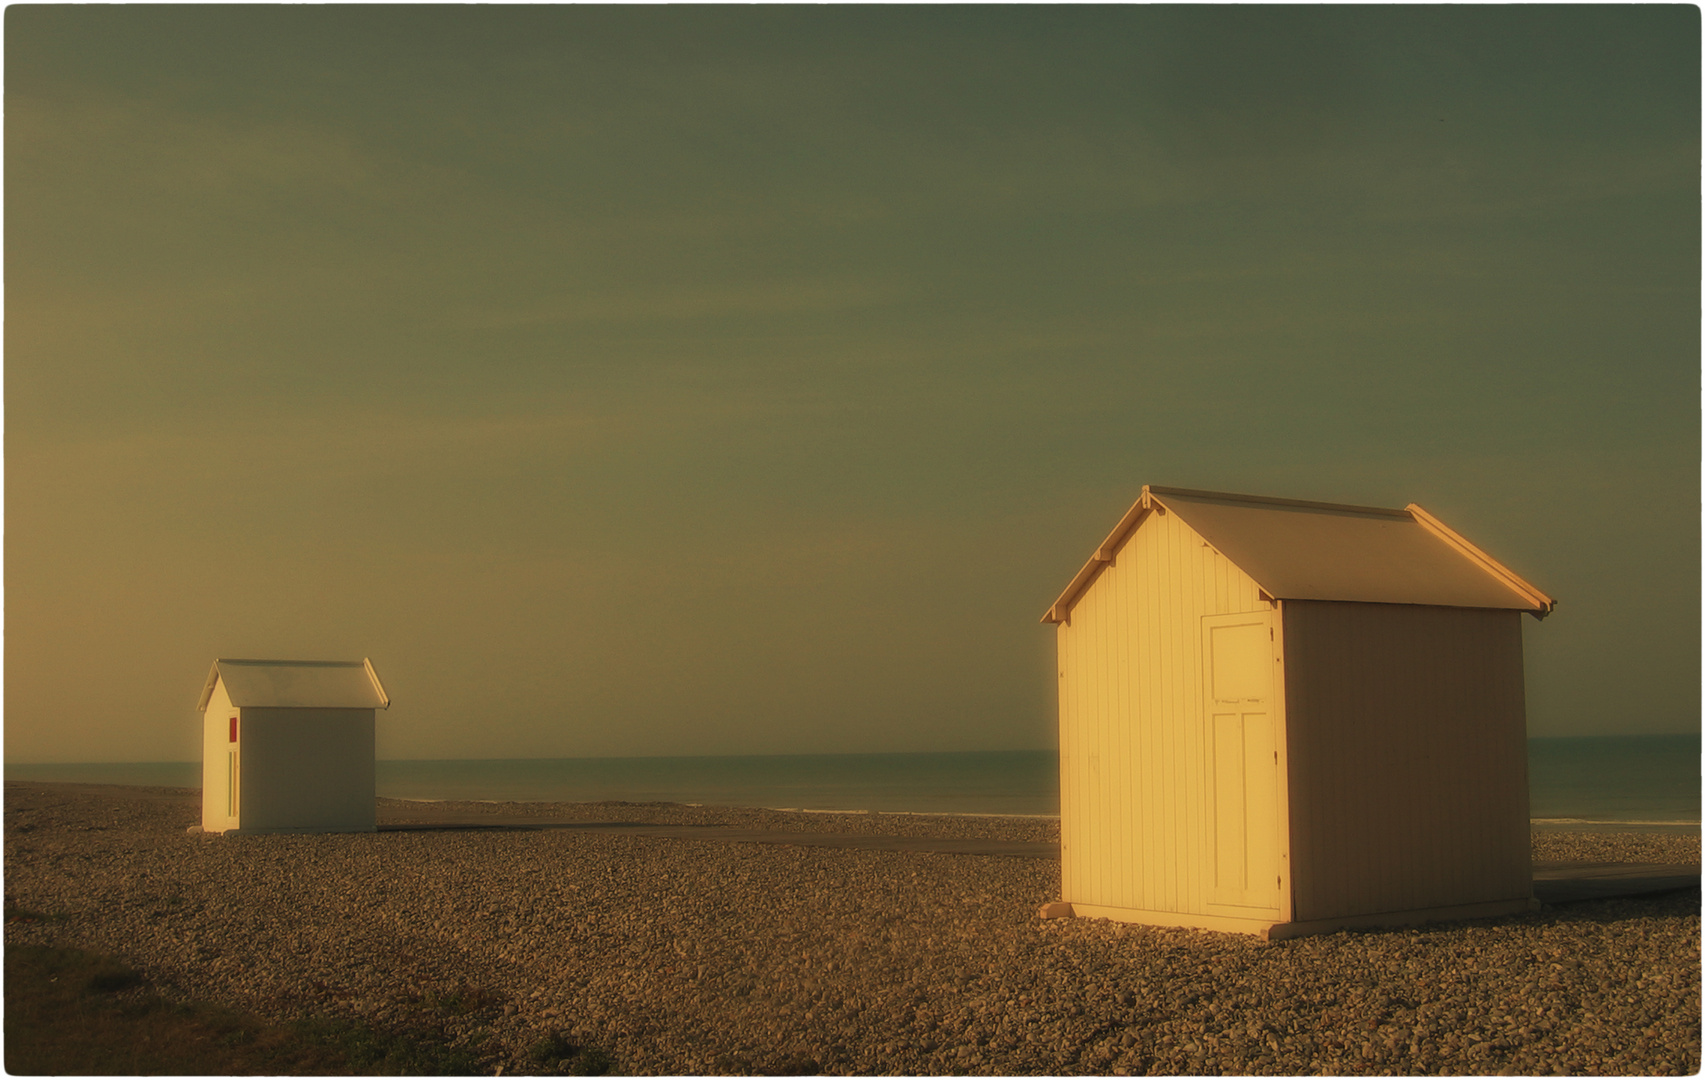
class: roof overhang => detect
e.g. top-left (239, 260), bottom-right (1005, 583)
top-left (1405, 503), bottom-right (1555, 617)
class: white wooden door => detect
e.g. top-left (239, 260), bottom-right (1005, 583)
top-left (1202, 612), bottom-right (1280, 912)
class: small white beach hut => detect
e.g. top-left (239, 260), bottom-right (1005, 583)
top-left (1041, 486), bottom-right (1554, 939)
top-left (197, 658), bottom-right (391, 835)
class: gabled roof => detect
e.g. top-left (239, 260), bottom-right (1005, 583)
top-left (1042, 485), bottom-right (1555, 624)
top-left (197, 658), bottom-right (391, 712)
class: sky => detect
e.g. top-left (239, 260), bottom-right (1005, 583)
top-left (5, 5), bottom-right (1698, 764)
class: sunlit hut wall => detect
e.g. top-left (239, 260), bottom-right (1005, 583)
top-left (197, 658), bottom-right (391, 835)
top-left (1042, 486), bottom-right (1554, 939)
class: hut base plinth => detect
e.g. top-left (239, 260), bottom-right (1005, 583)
top-left (1064, 894), bottom-right (1536, 940)
top-left (218, 824), bottom-right (379, 836)
top-left (1065, 902), bottom-right (1282, 938)
top-left (1263, 896), bottom-right (1535, 940)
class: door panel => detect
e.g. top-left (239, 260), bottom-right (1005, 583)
top-left (1210, 621), bottom-right (1270, 701)
top-left (1203, 613), bottom-right (1280, 912)
top-left (1212, 711), bottom-right (1249, 890)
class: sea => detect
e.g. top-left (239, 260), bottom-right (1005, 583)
top-left (8, 735), bottom-right (1698, 827)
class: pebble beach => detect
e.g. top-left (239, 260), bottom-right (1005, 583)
top-left (5, 782), bottom-right (1699, 1075)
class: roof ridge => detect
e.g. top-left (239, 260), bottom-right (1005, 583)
top-left (1146, 485), bottom-right (1410, 519)
top-left (216, 658), bottom-right (366, 667)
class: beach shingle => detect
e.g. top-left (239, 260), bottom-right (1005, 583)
top-left (4, 782), bottom-right (1698, 1076)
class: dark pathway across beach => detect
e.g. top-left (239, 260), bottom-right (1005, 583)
top-left (377, 804), bottom-right (1698, 902)
top-left (9, 785), bottom-right (1692, 902)
top-left (1530, 860), bottom-right (1702, 904)
top-left (377, 812), bottom-right (1058, 858)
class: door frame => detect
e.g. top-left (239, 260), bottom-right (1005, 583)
top-left (1200, 608), bottom-right (1293, 921)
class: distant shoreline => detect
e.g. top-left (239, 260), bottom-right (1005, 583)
top-left (4, 777), bottom-right (1699, 834)
top-left (8, 733), bottom-right (1699, 824)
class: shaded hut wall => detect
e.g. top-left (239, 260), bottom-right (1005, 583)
top-left (237, 708), bottom-right (378, 832)
top-left (1057, 508), bottom-right (1273, 917)
top-left (1280, 601), bottom-right (1531, 922)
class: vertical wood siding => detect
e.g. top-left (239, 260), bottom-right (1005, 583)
top-left (1281, 601), bottom-right (1530, 922)
top-left (1057, 510), bottom-right (1271, 916)
top-left (200, 680), bottom-right (238, 833)
top-left (237, 708), bottom-right (378, 832)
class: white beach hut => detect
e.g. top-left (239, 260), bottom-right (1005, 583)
top-left (1041, 486), bottom-right (1554, 939)
top-left (197, 658), bottom-right (391, 835)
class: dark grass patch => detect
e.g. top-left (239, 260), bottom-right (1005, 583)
top-left (290, 1014), bottom-right (484, 1075)
top-left (761, 1052), bottom-right (822, 1076)
top-left (4, 899), bottom-right (68, 925)
top-left (2, 945), bottom-right (500, 1075)
top-left (709, 1050), bottom-right (820, 1077)
top-left (424, 982), bottom-right (506, 1018)
top-left (529, 1030), bottom-right (615, 1075)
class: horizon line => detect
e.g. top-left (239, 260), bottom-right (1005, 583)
top-left (7, 732), bottom-right (1700, 769)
